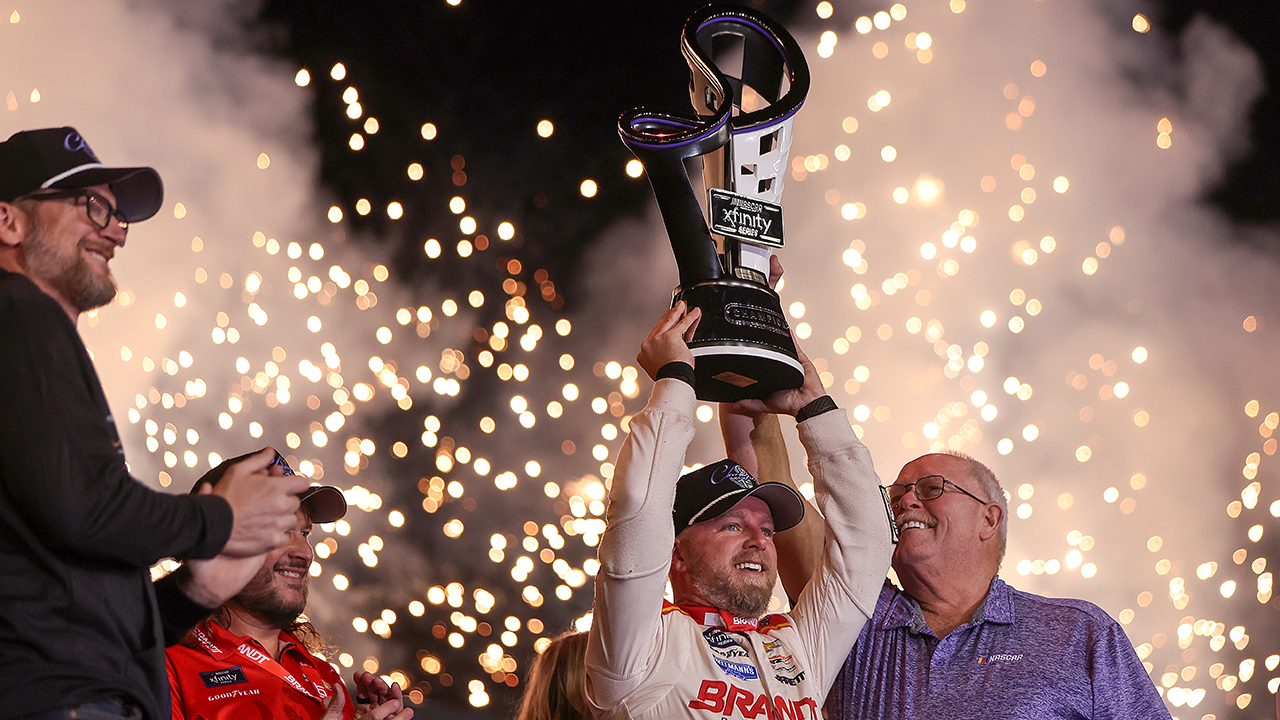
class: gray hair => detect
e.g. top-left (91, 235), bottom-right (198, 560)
top-left (944, 451), bottom-right (1008, 568)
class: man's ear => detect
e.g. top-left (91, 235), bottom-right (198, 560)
top-left (978, 502), bottom-right (1003, 542)
top-left (0, 202), bottom-right (28, 249)
top-left (670, 537), bottom-right (688, 574)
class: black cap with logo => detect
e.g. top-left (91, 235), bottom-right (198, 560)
top-left (0, 127), bottom-right (163, 222)
top-left (672, 459), bottom-right (805, 536)
top-left (190, 450), bottom-right (348, 524)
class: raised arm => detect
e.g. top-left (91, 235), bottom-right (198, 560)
top-left (585, 303), bottom-right (700, 715)
top-left (732, 332), bottom-right (893, 697)
top-left (718, 255), bottom-right (826, 600)
top-left (787, 406), bottom-right (893, 696)
top-left (718, 405), bottom-right (824, 602)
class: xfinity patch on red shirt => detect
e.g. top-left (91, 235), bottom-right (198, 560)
top-left (167, 622), bottom-right (353, 720)
top-left (198, 666), bottom-right (248, 688)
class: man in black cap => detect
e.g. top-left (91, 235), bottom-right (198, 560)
top-left (0, 127), bottom-right (312, 720)
top-left (168, 454), bottom-right (413, 720)
top-left (584, 303), bottom-right (894, 720)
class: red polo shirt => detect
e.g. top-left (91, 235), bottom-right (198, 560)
top-left (166, 621), bottom-right (354, 719)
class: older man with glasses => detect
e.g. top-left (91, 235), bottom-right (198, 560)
top-left (0, 127), bottom-right (312, 720)
top-left (721, 405), bottom-right (1172, 719)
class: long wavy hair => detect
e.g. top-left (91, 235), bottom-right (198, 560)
top-left (515, 631), bottom-right (590, 720)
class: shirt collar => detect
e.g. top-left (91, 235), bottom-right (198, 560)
top-left (195, 622), bottom-right (306, 660)
top-left (678, 604), bottom-right (762, 632)
top-left (883, 575), bottom-right (1014, 634)
top-left (981, 576), bottom-right (1015, 624)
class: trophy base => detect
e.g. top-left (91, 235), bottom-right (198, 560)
top-left (677, 280), bottom-right (804, 402)
top-left (689, 344), bottom-right (804, 402)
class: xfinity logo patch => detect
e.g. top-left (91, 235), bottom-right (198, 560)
top-left (199, 666), bottom-right (248, 688)
top-left (702, 628), bottom-right (734, 647)
top-left (709, 189), bottom-right (784, 247)
top-left (702, 628), bottom-right (747, 658)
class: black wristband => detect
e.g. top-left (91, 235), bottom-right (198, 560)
top-left (656, 361), bottom-right (696, 388)
top-left (796, 395), bottom-right (838, 422)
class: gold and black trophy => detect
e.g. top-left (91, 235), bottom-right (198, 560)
top-left (620, 5), bottom-right (810, 402)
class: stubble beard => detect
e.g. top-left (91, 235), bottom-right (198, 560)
top-left (235, 564), bottom-right (309, 630)
top-left (684, 548), bottom-right (775, 619)
top-left (21, 221), bottom-right (117, 313)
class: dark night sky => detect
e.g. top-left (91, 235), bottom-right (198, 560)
top-left (248, 0), bottom-right (1280, 273)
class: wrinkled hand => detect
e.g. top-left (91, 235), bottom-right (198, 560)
top-left (352, 672), bottom-right (414, 719)
top-left (730, 336), bottom-right (825, 417)
top-left (215, 448), bottom-right (313, 557)
top-left (637, 301), bottom-right (701, 381)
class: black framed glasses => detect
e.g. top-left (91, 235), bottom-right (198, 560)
top-left (20, 189), bottom-right (128, 232)
top-left (888, 475), bottom-right (989, 509)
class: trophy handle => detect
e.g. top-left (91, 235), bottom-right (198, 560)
top-left (619, 109), bottom-right (730, 288)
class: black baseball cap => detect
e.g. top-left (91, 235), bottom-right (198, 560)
top-left (0, 127), bottom-right (163, 222)
top-left (672, 459), bottom-right (804, 536)
top-left (190, 450), bottom-right (347, 524)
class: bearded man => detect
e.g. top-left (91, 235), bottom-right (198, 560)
top-left (166, 455), bottom-right (413, 720)
top-left (0, 126), bottom-right (311, 720)
top-left (584, 303), bottom-right (894, 720)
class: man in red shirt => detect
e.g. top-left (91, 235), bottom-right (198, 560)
top-left (166, 454), bottom-right (413, 720)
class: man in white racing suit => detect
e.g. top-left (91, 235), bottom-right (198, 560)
top-left (585, 302), bottom-right (895, 720)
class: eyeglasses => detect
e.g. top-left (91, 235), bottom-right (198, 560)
top-left (887, 475), bottom-right (989, 509)
top-left (21, 189), bottom-right (128, 233)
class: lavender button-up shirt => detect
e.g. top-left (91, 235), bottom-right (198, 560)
top-left (826, 577), bottom-right (1172, 720)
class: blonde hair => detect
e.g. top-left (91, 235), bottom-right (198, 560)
top-left (516, 631), bottom-right (590, 720)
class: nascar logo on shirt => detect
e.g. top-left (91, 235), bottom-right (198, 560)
top-left (688, 679), bottom-right (820, 719)
top-left (978, 653), bottom-right (1024, 664)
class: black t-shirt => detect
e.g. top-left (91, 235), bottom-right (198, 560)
top-left (0, 270), bottom-right (232, 720)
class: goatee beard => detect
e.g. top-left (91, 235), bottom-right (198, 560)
top-left (22, 223), bottom-right (117, 313)
top-left (685, 551), bottom-right (775, 619)
top-left (234, 565), bottom-right (308, 630)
